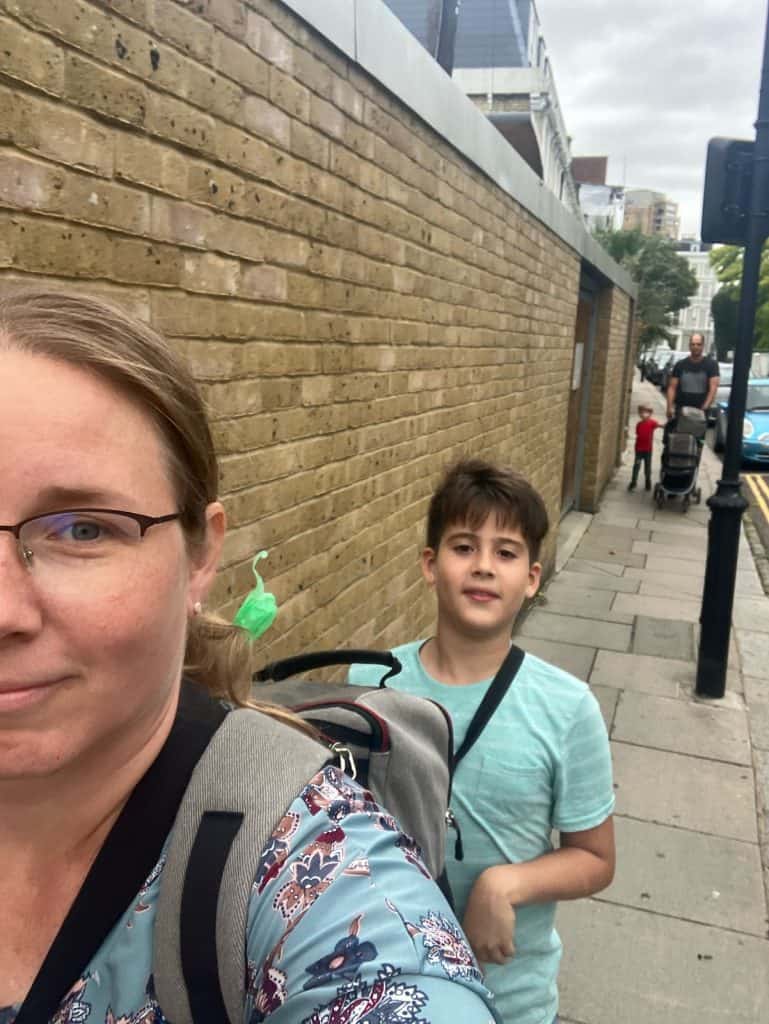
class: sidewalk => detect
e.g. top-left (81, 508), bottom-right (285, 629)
top-left (515, 380), bottom-right (769, 1024)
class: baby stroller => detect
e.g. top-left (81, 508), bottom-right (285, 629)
top-left (653, 407), bottom-right (707, 513)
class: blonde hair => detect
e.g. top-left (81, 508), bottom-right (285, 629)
top-left (0, 288), bottom-right (310, 734)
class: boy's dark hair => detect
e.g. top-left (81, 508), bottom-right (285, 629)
top-left (426, 458), bottom-right (549, 562)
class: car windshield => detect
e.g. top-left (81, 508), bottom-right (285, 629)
top-left (716, 385), bottom-right (731, 404)
top-left (718, 364), bottom-right (733, 385)
top-left (746, 384), bottom-right (769, 411)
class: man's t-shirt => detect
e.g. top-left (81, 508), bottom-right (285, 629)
top-left (349, 642), bottom-right (615, 1024)
top-left (672, 355), bottom-right (718, 409)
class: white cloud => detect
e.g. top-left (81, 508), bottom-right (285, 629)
top-left (536, 0), bottom-right (766, 234)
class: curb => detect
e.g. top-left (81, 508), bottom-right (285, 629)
top-left (744, 515), bottom-right (769, 596)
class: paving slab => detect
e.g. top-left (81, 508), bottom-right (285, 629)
top-left (572, 543), bottom-right (646, 568)
top-left (611, 742), bottom-right (757, 842)
top-left (542, 582), bottom-right (613, 614)
top-left (564, 557), bottom-right (627, 577)
top-left (538, 585), bottom-right (635, 625)
top-left (514, 636), bottom-right (596, 680)
top-left (592, 514), bottom-right (640, 529)
top-left (613, 691), bottom-right (752, 765)
top-left (734, 569), bottom-right (767, 596)
top-left (638, 576), bottom-right (704, 600)
top-left (632, 539), bottom-right (704, 561)
top-left (590, 651), bottom-right (692, 699)
top-left (557, 569), bottom-right (640, 594)
top-left (643, 554), bottom-right (705, 576)
top-left (612, 592), bottom-right (701, 623)
top-left (603, 816), bottom-right (768, 935)
top-left (590, 683), bottom-right (620, 733)
top-left (555, 510), bottom-right (592, 573)
top-left (732, 596), bottom-right (769, 632)
top-left (637, 518), bottom-right (707, 536)
top-left (735, 628), bottom-right (769, 678)
top-left (633, 616), bottom-right (694, 660)
top-left (518, 610), bottom-right (632, 652)
top-left (558, 899), bottom-right (769, 1024)
top-left (586, 525), bottom-right (651, 543)
top-left (745, 675), bottom-right (769, 704)
top-left (749, 701), bottom-right (769, 751)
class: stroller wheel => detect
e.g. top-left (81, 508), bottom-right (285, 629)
top-left (682, 495), bottom-right (690, 513)
top-left (654, 486), bottom-right (665, 509)
top-left (694, 488), bottom-right (702, 504)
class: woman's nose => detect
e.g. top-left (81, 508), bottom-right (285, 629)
top-left (0, 535), bottom-right (43, 639)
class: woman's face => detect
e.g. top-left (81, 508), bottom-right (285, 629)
top-left (0, 348), bottom-right (223, 781)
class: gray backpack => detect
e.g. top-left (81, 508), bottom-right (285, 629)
top-left (156, 645), bottom-right (524, 1022)
top-left (154, 649), bottom-right (458, 1023)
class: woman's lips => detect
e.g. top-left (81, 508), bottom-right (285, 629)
top-left (0, 679), bottom-right (61, 712)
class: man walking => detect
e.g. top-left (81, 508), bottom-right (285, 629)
top-left (666, 332), bottom-right (720, 422)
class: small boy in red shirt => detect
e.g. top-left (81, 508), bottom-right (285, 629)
top-left (628, 403), bottom-right (661, 491)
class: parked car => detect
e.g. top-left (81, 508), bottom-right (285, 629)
top-left (707, 363), bottom-right (752, 425)
top-left (642, 346), bottom-right (672, 385)
top-left (713, 378), bottom-right (769, 464)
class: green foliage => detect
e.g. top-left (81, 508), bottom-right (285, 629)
top-left (709, 243), bottom-right (769, 352)
top-left (710, 288), bottom-right (739, 360)
top-left (593, 228), bottom-right (699, 348)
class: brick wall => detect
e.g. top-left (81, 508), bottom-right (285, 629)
top-left (0, 0), bottom-right (632, 659)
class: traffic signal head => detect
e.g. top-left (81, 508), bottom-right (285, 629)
top-left (701, 137), bottom-right (754, 245)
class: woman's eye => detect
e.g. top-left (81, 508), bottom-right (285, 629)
top-left (51, 519), bottom-right (107, 543)
top-left (69, 521), bottom-right (103, 541)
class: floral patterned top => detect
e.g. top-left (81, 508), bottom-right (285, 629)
top-left (4, 766), bottom-right (499, 1024)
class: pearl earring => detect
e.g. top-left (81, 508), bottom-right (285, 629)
top-left (192, 601), bottom-right (203, 616)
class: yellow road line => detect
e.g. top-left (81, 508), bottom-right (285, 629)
top-left (755, 473), bottom-right (769, 505)
top-left (744, 474), bottom-right (769, 528)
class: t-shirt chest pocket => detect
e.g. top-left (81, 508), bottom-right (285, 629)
top-left (466, 752), bottom-right (552, 821)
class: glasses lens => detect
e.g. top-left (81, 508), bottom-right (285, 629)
top-left (20, 511), bottom-right (143, 566)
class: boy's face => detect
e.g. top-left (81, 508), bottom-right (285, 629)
top-left (639, 407), bottom-right (652, 419)
top-left (422, 515), bottom-right (541, 639)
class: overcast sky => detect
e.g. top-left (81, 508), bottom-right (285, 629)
top-left (536, 0), bottom-right (767, 236)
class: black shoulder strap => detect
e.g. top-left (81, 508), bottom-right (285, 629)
top-left (453, 644), bottom-right (525, 767)
top-left (14, 682), bottom-right (226, 1024)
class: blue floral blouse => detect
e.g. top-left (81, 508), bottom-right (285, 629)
top-left (4, 766), bottom-right (499, 1023)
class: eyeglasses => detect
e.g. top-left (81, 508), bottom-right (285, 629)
top-left (0, 509), bottom-right (182, 575)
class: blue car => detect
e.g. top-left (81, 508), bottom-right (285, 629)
top-left (714, 378), bottom-right (769, 464)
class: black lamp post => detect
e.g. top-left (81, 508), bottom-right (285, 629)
top-left (696, 4), bottom-right (769, 696)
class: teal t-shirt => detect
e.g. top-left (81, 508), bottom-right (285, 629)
top-left (349, 642), bottom-right (615, 1024)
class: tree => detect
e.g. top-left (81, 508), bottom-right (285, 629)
top-left (709, 243), bottom-right (769, 353)
top-left (710, 288), bottom-right (739, 360)
top-left (593, 228), bottom-right (698, 349)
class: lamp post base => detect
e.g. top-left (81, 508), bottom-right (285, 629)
top-left (695, 481), bottom-right (748, 699)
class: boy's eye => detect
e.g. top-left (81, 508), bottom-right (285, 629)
top-left (499, 549), bottom-right (517, 559)
top-left (453, 543), bottom-right (473, 554)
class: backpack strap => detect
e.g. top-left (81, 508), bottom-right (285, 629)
top-left (255, 649), bottom-right (402, 686)
top-left (13, 682), bottom-right (226, 1024)
top-left (153, 707), bottom-right (331, 1024)
top-left (453, 644), bottom-right (526, 767)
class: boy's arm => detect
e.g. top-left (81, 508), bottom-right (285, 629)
top-left (463, 687), bottom-right (614, 965)
top-left (462, 818), bottom-right (614, 964)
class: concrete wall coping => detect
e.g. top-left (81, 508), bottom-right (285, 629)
top-left (282, 0), bottom-right (637, 298)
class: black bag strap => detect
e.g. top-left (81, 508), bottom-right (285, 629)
top-left (453, 644), bottom-right (526, 767)
top-left (14, 682), bottom-right (226, 1024)
top-left (254, 649), bottom-right (402, 687)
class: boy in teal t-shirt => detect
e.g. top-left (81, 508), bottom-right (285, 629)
top-left (349, 459), bottom-right (615, 1024)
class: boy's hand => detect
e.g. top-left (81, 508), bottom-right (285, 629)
top-left (462, 866), bottom-right (516, 965)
